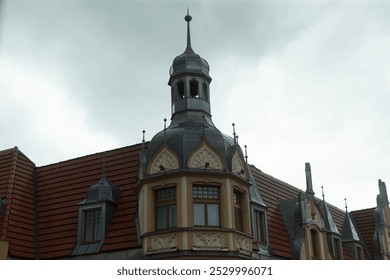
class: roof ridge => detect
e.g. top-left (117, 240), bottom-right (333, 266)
top-left (36, 142), bottom-right (147, 169)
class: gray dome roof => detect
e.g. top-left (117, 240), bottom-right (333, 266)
top-left (145, 115), bottom-right (236, 172)
top-left (169, 48), bottom-right (210, 78)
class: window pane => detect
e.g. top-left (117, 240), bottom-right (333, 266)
top-left (83, 209), bottom-right (102, 243)
top-left (85, 223), bottom-right (93, 243)
top-left (255, 211), bottom-right (266, 243)
top-left (94, 210), bottom-right (102, 240)
top-left (207, 204), bottom-right (219, 226)
top-left (194, 204), bottom-right (205, 225)
top-left (157, 206), bottom-right (167, 229)
top-left (169, 205), bottom-right (177, 227)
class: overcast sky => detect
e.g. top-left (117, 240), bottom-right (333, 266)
top-left (0, 0), bottom-right (389, 211)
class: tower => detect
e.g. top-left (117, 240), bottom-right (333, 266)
top-left (136, 12), bottom-right (262, 259)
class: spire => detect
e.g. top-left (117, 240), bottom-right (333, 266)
top-left (184, 8), bottom-right (193, 52)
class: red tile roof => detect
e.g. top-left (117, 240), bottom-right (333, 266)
top-left (351, 208), bottom-right (375, 259)
top-left (0, 147), bottom-right (36, 259)
top-left (250, 164), bottom-right (371, 260)
top-left (251, 166), bottom-right (296, 259)
top-left (35, 144), bottom-right (143, 259)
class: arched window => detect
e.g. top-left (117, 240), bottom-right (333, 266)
top-left (203, 82), bottom-right (208, 101)
top-left (190, 80), bottom-right (199, 98)
top-left (177, 81), bottom-right (185, 99)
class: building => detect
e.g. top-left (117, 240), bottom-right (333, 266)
top-left (0, 13), bottom-right (389, 260)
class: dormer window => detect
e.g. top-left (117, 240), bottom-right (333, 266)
top-left (355, 245), bottom-right (364, 259)
top-left (332, 237), bottom-right (342, 260)
top-left (310, 228), bottom-right (321, 259)
top-left (82, 208), bottom-right (102, 244)
top-left (73, 171), bottom-right (121, 256)
top-left (254, 210), bottom-right (267, 244)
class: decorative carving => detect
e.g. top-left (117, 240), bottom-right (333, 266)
top-left (150, 148), bottom-right (179, 174)
top-left (151, 233), bottom-right (177, 250)
top-left (188, 145), bottom-right (222, 170)
top-left (232, 151), bottom-right (247, 179)
top-left (194, 232), bottom-right (223, 248)
top-left (235, 235), bottom-right (250, 251)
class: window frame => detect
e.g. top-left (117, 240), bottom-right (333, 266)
top-left (310, 228), bottom-right (321, 259)
top-left (192, 184), bottom-right (220, 227)
top-left (81, 207), bottom-right (103, 244)
top-left (355, 244), bottom-right (364, 260)
top-left (253, 209), bottom-right (267, 244)
top-left (234, 190), bottom-right (244, 232)
top-left (332, 237), bottom-right (343, 260)
top-left (155, 187), bottom-right (177, 230)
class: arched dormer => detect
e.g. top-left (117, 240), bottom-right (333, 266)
top-left (147, 145), bottom-right (179, 175)
top-left (187, 139), bottom-right (225, 170)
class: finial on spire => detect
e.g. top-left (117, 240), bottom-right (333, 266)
top-left (184, 8), bottom-right (193, 52)
top-left (141, 130), bottom-right (146, 154)
top-left (244, 145), bottom-right (248, 164)
top-left (321, 186), bottom-right (325, 201)
top-left (163, 118), bottom-right (167, 143)
top-left (232, 123), bottom-right (236, 145)
top-left (344, 198), bottom-right (348, 212)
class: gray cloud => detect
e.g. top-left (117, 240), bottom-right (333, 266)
top-left (1, 0), bottom-right (389, 210)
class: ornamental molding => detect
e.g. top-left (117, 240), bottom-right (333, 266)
top-left (151, 233), bottom-right (177, 250)
top-left (232, 150), bottom-right (248, 180)
top-left (194, 232), bottom-right (223, 248)
top-left (235, 235), bottom-right (251, 252)
top-left (188, 143), bottom-right (223, 170)
top-left (149, 146), bottom-right (179, 174)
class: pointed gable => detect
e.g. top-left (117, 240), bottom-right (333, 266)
top-left (319, 200), bottom-right (340, 235)
top-left (187, 139), bottom-right (225, 170)
top-left (0, 147), bottom-right (36, 259)
top-left (342, 211), bottom-right (361, 242)
top-left (147, 145), bottom-right (179, 175)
